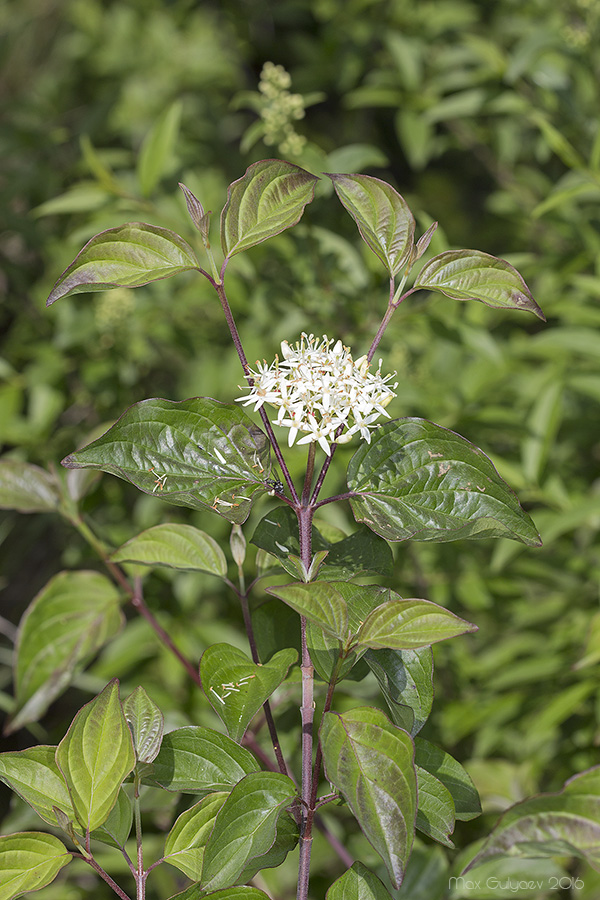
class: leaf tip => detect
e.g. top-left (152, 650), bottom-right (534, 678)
top-left (61, 454), bottom-right (79, 469)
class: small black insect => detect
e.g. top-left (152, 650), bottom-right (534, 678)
top-left (265, 478), bottom-right (284, 496)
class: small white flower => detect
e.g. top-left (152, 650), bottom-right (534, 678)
top-left (236, 333), bottom-right (397, 453)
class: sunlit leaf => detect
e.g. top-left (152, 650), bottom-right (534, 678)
top-left (46, 223), bottom-right (200, 305)
top-left (266, 582), bottom-right (349, 641)
top-left (0, 747), bottom-right (73, 828)
top-left (164, 792), bottom-right (228, 881)
top-left (414, 250), bottom-right (545, 320)
top-left (415, 766), bottom-right (456, 847)
top-left (62, 398), bottom-right (271, 524)
top-left (221, 160), bottom-right (318, 258)
top-left (122, 686), bottom-right (164, 764)
top-left (201, 644), bottom-right (297, 742)
top-left (55, 679), bottom-right (135, 832)
top-left (112, 524), bottom-right (227, 576)
top-left (356, 596), bottom-right (476, 650)
top-left (8, 571), bottom-right (123, 733)
top-left (138, 100), bottom-right (182, 197)
top-left (348, 418), bottom-right (541, 545)
top-left (328, 173), bottom-right (415, 275)
top-left (0, 832), bottom-right (71, 900)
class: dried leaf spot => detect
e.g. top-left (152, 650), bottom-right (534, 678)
top-left (427, 450), bottom-right (443, 458)
top-left (438, 462), bottom-right (450, 476)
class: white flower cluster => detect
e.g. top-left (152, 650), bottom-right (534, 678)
top-left (236, 333), bottom-right (397, 455)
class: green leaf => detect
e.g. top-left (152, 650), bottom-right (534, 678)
top-left (61, 398), bottom-right (271, 524)
top-left (0, 833), bottom-right (71, 900)
top-left (9, 571), bottom-right (123, 734)
top-left (137, 100), bottom-right (182, 197)
top-left (122, 686), bottom-right (164, 764)
top-left (0, 747), bottom-right (73, 828)
top-left (180, 183), bottom-right (210, 245)
top-left (328, 173), bottom-right (415, 275)
top-left (415, 739), bottom-right (481, 822)
top-left (266, 582), bottom-right (349, 642)
top-left (55, 679), bottom-right (135, 833)
top-left (326, 861), bottom-right (394, 900)
top-left (235, 812), bottom-right (298, 883)
top-left (164, 792), bottom-right (228, 881)
top-left (90, 787), bottom-right (133, 849)
top-left (46, 223), bottom-right (200, 305)
top-left (200, 771), bottom-right (297, 891)
top-left (306, 620), bottom-right (360, 683)
top-left (112, 524), bottom-right (227, 576)
top-left (414, 250), bottom-right (545, 320)
top-left (364, 647), bottom-right (434, 735)
top-left (170, 889), bottom-right (272, 900)
top-left (396, 844), bottom-right (448, 900)
top-left (465, 766), bottom-right (600, 873)
top-left (220, 159), bottom-right (318, 259)
top-left (0, 460), bottom-right (60, 513)
top-left (320, 707), bottom-right (417, 888)
top-left (146, 726), bottom-right (259, 793)
top-left (355, 596), bottom-right (477, 650)
top-left (415, 766), bottom-right (456, 848)
top-left (251, 506), bottom-right (393, 579)
top-left (201, 644), bottom-right (297, 742)
top-left (348, 418), bottom-right (541, 546)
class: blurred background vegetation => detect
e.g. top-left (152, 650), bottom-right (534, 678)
top-left (1, 0), bottom-right (600, 897)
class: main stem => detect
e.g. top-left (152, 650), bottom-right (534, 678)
top-left (297, 502), bottom-right (315, 900)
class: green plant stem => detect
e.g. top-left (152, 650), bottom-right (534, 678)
top-left (297, 503), bottom-right (315, 900)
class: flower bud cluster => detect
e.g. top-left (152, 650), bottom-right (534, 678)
top-left (236, 333), bottom-right (397, 455)
top-left (258, 62), bottom-right (306, 155)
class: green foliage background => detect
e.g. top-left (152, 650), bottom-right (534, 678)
top-left (1, 0), bottom-right (600, 897)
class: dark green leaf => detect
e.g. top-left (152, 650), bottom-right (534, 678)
top-left (252, 506), bottom-right (393, 579)
top-left (62, 398), bottom-right (271, 524)
top-left (46, 223), bottom-right (200, 305)
top-left (465, 766), bottom-right (600, 873)
top-left (146, 726), bottom-right (259, 793)
top-left (320, 707), bottom-right (417, 888)
top-left (137, 101), bottom-right (182, 197)
top-left (328, 173), bottom-right (415, 275)
top-left (221, 160), bottom-right (318, 259)
top-left (0, 460), bottom-right (60, 513)
top-left (396, 844), bottom-right (448, 900)
top-left (415, 766), bottom-right (456, 848)
top-left (201, 644), bottom-right (297, 742)
top-left (169, 889), bottom-right (271, 900)
top-left (9, 571), bottom-right (123, 733)
top-left (355, 596), bottom-right (476, 650)
top-left (122, 686), bottom-right (164, 764)
top-left (414, 250), bottom-right (545, 320)
top-left (251, 599), bottom-right (301, 664)
top-left (326, 862), bottom-right (393, 900)
top-left (348, 418), bottom-right (541, 545)
top-left (112, 524), bottom-right (227, 575)
top-left (164, 792), bottom-right (228, 881)
top-left (200, 771), bottom-right (297, 891)
top-left (55, 679), bottom-right (135, 832)
top-left (0, 833), bottom-right (71, 900)
top-left (415, 739), bottom-right (481, 822)
top-left (235, 812), bottom-right (298, 883)
top-left (306, 620), bottom-right (360, 683)
top-left (364, 647), bottom-right (434, 735)
top-left (0, 747), bottom-right (73, 828)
